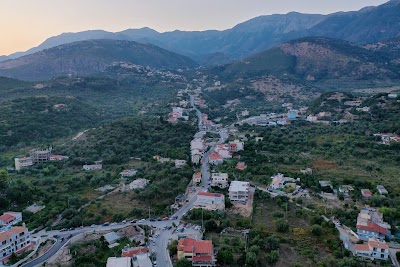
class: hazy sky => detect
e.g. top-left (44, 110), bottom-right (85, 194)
top-left (0, 0), bottom-right (388, 55)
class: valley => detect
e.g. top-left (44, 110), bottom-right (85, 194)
top-left (1, 1), bottom-right (400, 267)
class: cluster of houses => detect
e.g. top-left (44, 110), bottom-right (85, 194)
top-left (269, 173), bottom-right (300, 191)
top-left (0, 212), bottom-right (32, 264)
top-left (167, 107), bottom-right (189, 124)
top-left (153, 156), bottom-right (187, 168)
top-left (106, 246), bottom-right (152, 267)
top-left (191, 89), bottom-right (207, 108)
top-left (14, 148), bottom-right (69, 171)
top-left (191, 136), bottom-right (207, 165)
top-left (239, 113), bottom-right (291, 127)
top-left (373, 133), bottom-right (400, 145)
top-left (354, 207), bottom-right (392, 261)
top-left (325, 183), bottom-right (388, 198)
top-left (208, 140), bottom-right (244, 165)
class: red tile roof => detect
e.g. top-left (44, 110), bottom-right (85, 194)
top-left (369, 240), bottom-right (389, 249)
top-left (198, 192), bottom-right (223, 198)
top-left (357, 222), bottom-right (387, 235)
top-left (178, 238), bottom-right (213, 255)
top-left (355, 244), bottom-right (370, 251)
top-left (210, 152), bottom-right (222, 161)
top-left (193, 256), bottom-right (213, 262)
top-left (121, 247), bottom-right (148, 257)
top-left (194, 172), bottom-right (201, 178)
top-left (0, 214), bottom-right (15, 224)
top-left (178, 238), bottom-right (195, 253)
top-left (193, 240), bottom-right (213, 254)
top-left (0, 226), bottom-right (27, 242)
top-left (236, 162), bottom-right (246, 170)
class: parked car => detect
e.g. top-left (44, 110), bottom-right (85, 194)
top-left (130, 220), bottom-right (137, 223)
top-left (103, 222), bottom-right (110, 226)
top-left (91, 224), bottom-right (97, 228)
top-left (171, 215), bottom-right (178, 220)
top-left (162, 217), bottom-right (169, 221)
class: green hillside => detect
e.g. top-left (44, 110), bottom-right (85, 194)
top-left (0, 96), bottom-right (102, 147)
top-left (0, 39), bottom-right (198, 81)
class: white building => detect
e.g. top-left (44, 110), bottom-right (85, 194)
top-left (215, 144), bottom-right (232, 159)
top-left (14, 157), bottom-right (33, 171)
top-left (0, 212), bottom-right (22, 226)
top-left (194, 192), bottom-right (225, 211)
top-left (129, 179), bottom-right (150, 190)
top-left (132, 253), bottom-right (152, 267)
top-left (191, 150), bottom-right (202, 165)
top-left (229, 181), bottom-right (250, 203)
top-left (211, 173), bottom-right (228, 188)
top-left (120, 169), bottom-right (137, 178)
top-left (355, 239), bottom-right (389, 261)
top-left (191, 138), bottom-right (206, 152)
top-left (193, 172), bottom-right (202, 185)
top-left (228, 140), bottom-right (244, 153)
top-left (106, 257), bottom-right (131, 267)
top-left (0, 226), bottom-right (32, 264)
top-left (307, 115), bottom-right (318, 122)
top-left (377, 185), bottom-right (388, 195)
top-left (209, 152), bottom-right (223, 165)
top-left (83, 164), bottom-right (102, 171)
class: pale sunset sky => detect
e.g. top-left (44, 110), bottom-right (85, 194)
top-left (0, 0), bottom-right (388, 55)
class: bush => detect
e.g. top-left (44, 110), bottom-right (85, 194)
top-left (311, 224), bottom-right (323, 236)
top-left (275, 219), bottom-right (289, 233)
top-left (266, 250), bottom-right (279, 264)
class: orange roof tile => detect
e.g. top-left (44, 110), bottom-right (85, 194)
top-left (0, 226), bottom-right (27, 242)
top-left (0, 214), bottom-right (15, 223)
top-left (357, 222), bottom-right (387, 235)
top-left (355, 244), bottom-right (370, 251)
top-left (198, 192), bottom-right (223, 198)
top-left (193, 240), bottom-right (213, 254)
top-left (369, 240), bottom-right (389, 249)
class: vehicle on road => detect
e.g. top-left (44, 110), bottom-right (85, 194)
top-left (171, 215), bottom-right (178, 220)
top-left (121, 220), bottom-right (127, 224)
top-left (162, 217), bottom-right (169, 221)
top-left (40, 235), bottom-right (48, 237)
top-left (103, 222), bottom-right (110, 226)
top-left (130, 220), bottom-right (137, 223)
top-left (111, 222), bottom-right (117, 226)
top-left (60, 228), bottom-right (67, 232)
top-left (138, 219), bottom-right (146, 223)
top-left (91, 224), bottom-right (97, 228)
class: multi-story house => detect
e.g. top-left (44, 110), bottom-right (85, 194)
top-left (355, 238), bottom-right (389, 260)
top-left (29, 148), bottom-right (51, 163)
top-left (177, 238), bottom-right (216, 267)
top-left (193, 172), bottom-right (202, 185)
top-left (357, 207), bottom-right (391, 241)
top-left (211, 173), bottom-right (228, 188)
top-left (0, 226), bottom-right (32, 263)
top-left (229, 181), bottom-right (250, 203)
top-left (209, 153), bottom-right (223, 165)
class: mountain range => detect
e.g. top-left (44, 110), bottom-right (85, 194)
top-left (222, 37), bottom-right (400, 87)
top-left (0, 39), bottom-right (196, 81)
top-left (1, 0), bottom-right (400, 64)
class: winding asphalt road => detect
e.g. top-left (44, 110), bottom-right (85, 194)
top-left (23, 93), bottom-right (228, 267)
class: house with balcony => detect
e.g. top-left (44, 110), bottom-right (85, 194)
top-left (229, 181), bottom-right (250, 203)
top-left (177, 238), bottom-right (216, 267)
top-left (211, 173), bottom-right (228, 188)
top-left (193, 172), bottom-right (202, 185)
top-left (357, 207), bottom-right (391, 241)
top-left (355, 238), bottom-right (389, 261)
top-left (0, 225), bottom-right (32, 263)
top-left (209, 153), bottom-right (223, 165)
